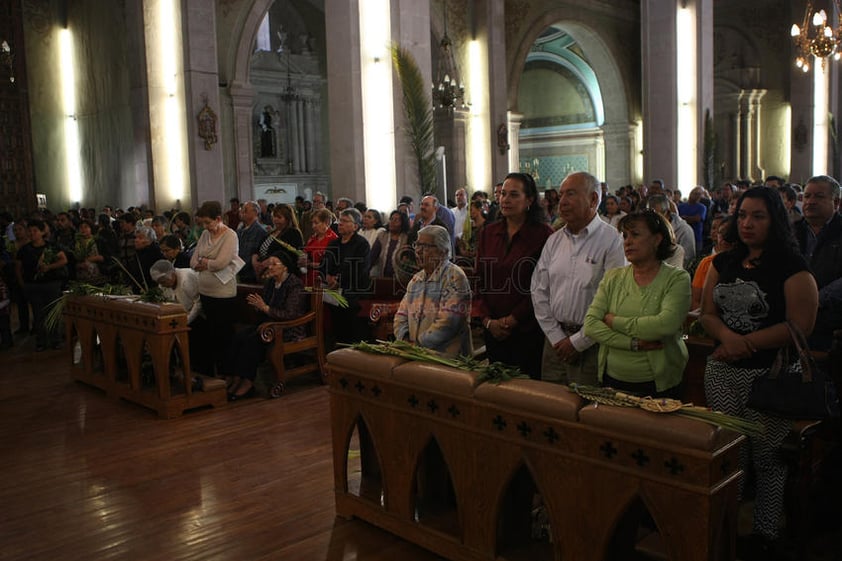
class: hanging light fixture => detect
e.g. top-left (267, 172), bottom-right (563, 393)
top-left (791, 0), bottom-right (842, 72)
top-left (432, 0), bottom-right (465, 111)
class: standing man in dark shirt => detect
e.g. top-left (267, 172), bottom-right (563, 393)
top-left (237, 201), bottom-right (268, 283)
top-left (226, 198), bottom-right (242, 230)
top-left (793, 175), bottom-right (842, 349)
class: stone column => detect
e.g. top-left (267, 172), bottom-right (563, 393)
top-left (289, 98), bottom-right (301, 173)
top-left (641, 0), bottom-right (713, 188)
top-left (325, 0), bottom-right (366, 201)
top-left (180, 0), bottom-right (225, 207)
top-left (124, 0), bottom-right (154, 208)
top-left (391, 0), bottom-right (432, 200)
top-left (229, 83), bottom-right (255, 200)
top-left (296, 99), bottom-right (307, 172)
top-left (601, 122), bottom-right (636, 188)
top-left (305, 97), bottom-right (317, 173)
top-left (507, 111), bottom-right (523, 173)
top-left (742, 89), bottom-right (767, 182)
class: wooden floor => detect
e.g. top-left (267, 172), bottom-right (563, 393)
top-left (3, 329), bottom-right (842, 561)
top-left (0, 335), bottom-right (443, 561)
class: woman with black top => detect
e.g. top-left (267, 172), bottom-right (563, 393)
top-left (17, 219), bottom-right (68, 351)
top-left (701, 187), bottom-right (817, 558)
top-left (320, 208), bottom-right (371, 345)
top-left (369, 210), bottom-right (410, 278)
top-left (253, 204), bottom-right (304, 281)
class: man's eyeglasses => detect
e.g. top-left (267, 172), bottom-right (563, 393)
top-left (412, 242), bottom-right (436, 250)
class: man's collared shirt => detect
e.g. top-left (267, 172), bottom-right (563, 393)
top-left (531, 213), bottom-right (626, 350)
top-left (163, 268), bottom-right (202, 324)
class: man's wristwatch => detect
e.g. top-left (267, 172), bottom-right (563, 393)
top-left (631, 337), bottom-right (640, 352)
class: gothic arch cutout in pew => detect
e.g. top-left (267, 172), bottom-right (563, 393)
top-left (495, 462), bottom-right (554, 561)
top-left (411, 436), bottom-right (461, 539)
top-left (345, 415), bottom-right (384, 505)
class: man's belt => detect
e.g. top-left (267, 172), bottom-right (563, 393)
top-left (560, 323), bottom-right (583, 334)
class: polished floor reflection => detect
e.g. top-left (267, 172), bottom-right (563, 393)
top-left (0, 338), bottom-right (442, 561)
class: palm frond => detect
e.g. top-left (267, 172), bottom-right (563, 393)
top-left (391, 44), bottom-right (437, 194)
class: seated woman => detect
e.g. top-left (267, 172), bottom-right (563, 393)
top-left (584, 209), bottom-right (691, 398)
top-left (394, 225), bottom-right (472, 358)
top-left (129, 225), bottom-right (164, 290)
top-left (224, 249), bottom-right (307, 400)
top-left (159, 234), bottom-right (192, 268)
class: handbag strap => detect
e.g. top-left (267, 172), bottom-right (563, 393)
top-left (784, 320), bottom-right (816, 383)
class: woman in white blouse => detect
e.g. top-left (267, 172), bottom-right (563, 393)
top-left (190, 200), bottom-right (240, 377)
top-left (600, 194), bottom-right (627, 229)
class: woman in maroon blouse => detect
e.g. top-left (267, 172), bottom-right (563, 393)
top-left (475, 172), bottom-right (553, 379)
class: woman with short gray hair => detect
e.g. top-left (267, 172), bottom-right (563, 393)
top-left (394, 225), bottom-right (472, 357)
top-left (320, 207), bottom-right (371, 344)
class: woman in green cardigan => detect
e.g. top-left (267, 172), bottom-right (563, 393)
top-left (584, 209), bottom-right (691, 398)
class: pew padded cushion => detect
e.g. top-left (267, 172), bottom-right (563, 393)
top-left (578, 403), bottom-right (733, 451)
top-left (473, 379), bottom-right (582, 421)
top-left (392, 362), bottom-right (477, 397)
top-left (327, 348), bottom-right (405, 379)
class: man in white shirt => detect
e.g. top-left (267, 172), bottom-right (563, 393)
top-left (531, 172), bottom-right (626, 385)
top-left (452, 188), bottom-right (469, 240)
top-left (150, 260), bottom-right (203, 325)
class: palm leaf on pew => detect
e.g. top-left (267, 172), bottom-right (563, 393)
top-left (305, 286), bottom-right (349, 308)
top-left (569, 383), bottom-right (765, 437)
top-left (44, 281), bottom-right (132, 334)
top-left (348, 340), bottom-right (528, 385)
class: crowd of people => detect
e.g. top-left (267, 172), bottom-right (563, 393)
top-left (1, 173), bottom-right (839, 558)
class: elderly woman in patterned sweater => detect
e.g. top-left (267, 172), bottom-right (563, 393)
top-left (394, 225), bottom-right (472, 357)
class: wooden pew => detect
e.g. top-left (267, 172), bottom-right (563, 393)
top-left (63, 295), bottom-right (227, 418)
top-left (328, 349), bottom-right (744, 561)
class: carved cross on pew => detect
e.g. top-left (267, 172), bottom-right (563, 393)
top-left (600, 441), bottom-right (618, 459)
top-left (447, 404), bottom-right (460, 418)
top-left (169, 319), bottom-right (179, 329)
top-left (664, 457), bottom-right (685, 475)
top-left (408, 394), bottom-right (419, 408)
top-left (543, 427), bottom-right (559, 444)
top-left (492, 415), bottom-right (507, 431)
top-left (517, 421), bottom-right (532, 438)
top-left (631, 448), bottom-right (650, 467)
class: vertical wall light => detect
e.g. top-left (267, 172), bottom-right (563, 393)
top-left (159, 0), bottom-right (186, 203)
top-left (467, 40), bottom-right (489, 191)
top-left (59, 29), bottom-right (82, 204)
top-left (676, 3), bottom-right (697, 191)
top-left (813, 62), bottom-right (829, 175)
top-left (359, 0), bottom-right (396, 211)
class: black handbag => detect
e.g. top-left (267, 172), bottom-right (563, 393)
top-left (746, 321), bottom-right (840, 419)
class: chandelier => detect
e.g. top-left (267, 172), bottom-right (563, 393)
top-left (432, 1), bottom-right (465, 111)
top-left (791, 0), bottom-right (842, 72)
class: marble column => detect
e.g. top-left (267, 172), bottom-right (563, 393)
top-left (180, 0), bottom-right (225, 207)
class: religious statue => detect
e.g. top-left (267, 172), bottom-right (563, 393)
top-left (259, 105), bottom-right (276, 158)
